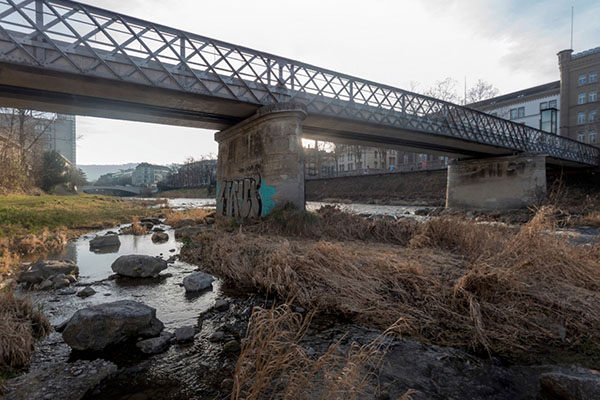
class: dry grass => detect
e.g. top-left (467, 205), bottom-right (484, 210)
top-left (0, 249), bottom-right (18, 276)
top-left (119, 218), bottom-right (149, 235)
top-left (183, 207), bottom-right (600, 362)
top-left (248, 205), bottom-right (419, 246)
top-left (165, 208), bottom-right (212, 228)
top-left (233, 304), bottom-right (396, 400)
top-left (0, 289), bottom-right (50, 391)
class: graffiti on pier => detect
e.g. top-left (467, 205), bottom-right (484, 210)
top-left (217, 175), bottom-right (263, 218)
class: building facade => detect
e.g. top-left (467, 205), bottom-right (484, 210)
top-left (304, 145), bottom-right (448, 178)
top-left (0, 111), bottom-right (77, 165)
top-left (41, 114), bottom-right (77, 165)
top-left (132, 162), bottom-right (172, 186)
top-left (469, 81), bottom-right (561, 135)
top-left (558, 47), bottom-right (600, 144)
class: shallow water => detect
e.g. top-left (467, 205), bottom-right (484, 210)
top-left (25, 223), bottom-right (221, 328)
top-left (147, 197), bottom-right (434, 218)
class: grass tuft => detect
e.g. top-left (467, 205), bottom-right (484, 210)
top-left (0, 290), bottom-right (50, 392)
top-left (165, 208), bottom-right (212, 228)
top-left (233, 304), bottom-right (394, 399)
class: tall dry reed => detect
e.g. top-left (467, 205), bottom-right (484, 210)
top-left (232, 304), bottom-right (397, 400)
top-left (184, 207), bottom-right (600, 361)
top-left (0, 290), bottom-right (50, 375)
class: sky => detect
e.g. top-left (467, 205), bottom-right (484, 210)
top-left (76, 0), bottom-right (600, 165)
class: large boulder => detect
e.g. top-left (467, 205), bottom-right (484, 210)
top-left (62, 300), bottom-right (164, 351)
top-left (18, 260), bottom-right (79, 285)
top-left (111, 255), bottom-right (168, 278)
top-left (89, 233), bottom-right (120, 252)
top-left (183, 271), bottom-right (214, 292)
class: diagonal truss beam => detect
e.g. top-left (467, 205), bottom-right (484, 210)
top-left (0, 0), bottom-right (596, 166)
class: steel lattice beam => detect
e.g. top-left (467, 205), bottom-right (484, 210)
top-left (0, 0), bottom-right (597, 165)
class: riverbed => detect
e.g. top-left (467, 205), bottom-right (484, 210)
top-left (7, 199), bottom-right (599, 399)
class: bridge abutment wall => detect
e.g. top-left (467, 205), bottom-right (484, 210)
top-left (446, 154), bottom-right (547, 210)
top-left (214, 104), bottom-right (306, 219)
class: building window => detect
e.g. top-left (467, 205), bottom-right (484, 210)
top-left (579, 74), bottom-right (587, 86)
top-left (540, 108), bottom-right (558, 134)
top-left (374, 152), bottom-right (377, 159)
top-left (578, 93), bottom-right (587, 104)
top-left (578, 132), bottom-right (586, 142)
top-left (510, 109), bottom-right (518, 119)
top-left (590, 72), bottom-right (598, 83)
top-left (590, 91), bottom-right (598, 102)
top-left (540, 102), bottom-right (547, 110)
top-left (549, 100), bottom-right (557, 108)
top-left (518, 107), bottom-right (525, 118)
top-left (578, 112), bottom-right (586, 124)
top-left (590, 110), bottom-right (597, 123)
top-left (589, 131), bottom-right (597, 144)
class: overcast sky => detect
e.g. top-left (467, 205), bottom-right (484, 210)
top-left (76, 0), bottom-right (600, 165)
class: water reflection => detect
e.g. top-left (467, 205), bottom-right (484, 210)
top-left (30, 224), bottom-right (221, 328)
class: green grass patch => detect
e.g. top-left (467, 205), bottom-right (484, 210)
top-left (0, 194), bottom-right (156, 239)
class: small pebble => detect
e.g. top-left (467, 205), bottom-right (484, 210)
top-left (209, 331), bottom-right (225, 342)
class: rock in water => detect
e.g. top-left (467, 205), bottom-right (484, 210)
top-left (141, 217), bottom-right (161, 225)
top-left (89, 234), bottom-right (121, 251)
top-left (151, 232), bottom-right (169, 243)
top-left (183, 271), bottom-right (214, 292)
top-left (136, 332), bottom-right (173, 354)
top-left (62, 300), bottom-right (164, 351)
top-left (77, 286), bottom-right (96, 298)
top-left (111, 255), bottom-right (168, 278)
top-left (175, 326), bottom-right (196, 342)
top-left (18, 260), bottom-right (79, 285)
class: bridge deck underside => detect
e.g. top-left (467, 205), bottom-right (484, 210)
top-left (0, 64), bottom-right (586, 168)
top-left (0, 0), bottom-right (596, 167)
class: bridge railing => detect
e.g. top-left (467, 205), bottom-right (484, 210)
top-left (0, 0), bottom-right (598, 165)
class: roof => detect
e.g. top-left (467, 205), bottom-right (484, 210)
top-left (469, 81), bottom-right (560, 110)
top-left (572, 47), bottom-right (600, 60)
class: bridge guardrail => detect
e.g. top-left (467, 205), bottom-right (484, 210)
top-left (0, 0), bottom-right (598, 165)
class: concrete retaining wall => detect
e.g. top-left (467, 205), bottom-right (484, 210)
top-left (305, 169), bottom-right (447, 205)
top-left (446, 154), bottom-right (547, 209)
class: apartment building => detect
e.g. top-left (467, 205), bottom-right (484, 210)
top-left (132, 162), bottom-right (172, 186)
top-left (469, 81), bottom-right (561, 135)
top-left (558, 47), bottom-right (600, 144)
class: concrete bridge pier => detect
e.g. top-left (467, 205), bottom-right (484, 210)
top-left (446, 154), bottom-right (547, 210)
top-left (214, 103), bottom-right (307, 219)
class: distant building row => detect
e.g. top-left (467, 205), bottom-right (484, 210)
top-left (96, 160), bottom-right (217, 188)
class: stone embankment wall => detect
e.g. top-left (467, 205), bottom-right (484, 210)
top-left (305, 169), bottom-right (448, 206)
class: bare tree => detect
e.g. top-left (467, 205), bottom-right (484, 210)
top-left (466, 79), bottom-right (500, 104)
top-left (0, 108), bottom-right (56, 190)
top-left (424, 77), bottom-right (460, 103)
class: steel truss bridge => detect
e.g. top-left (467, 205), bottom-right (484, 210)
top-left (0, 0), bottom-right (598, 166)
